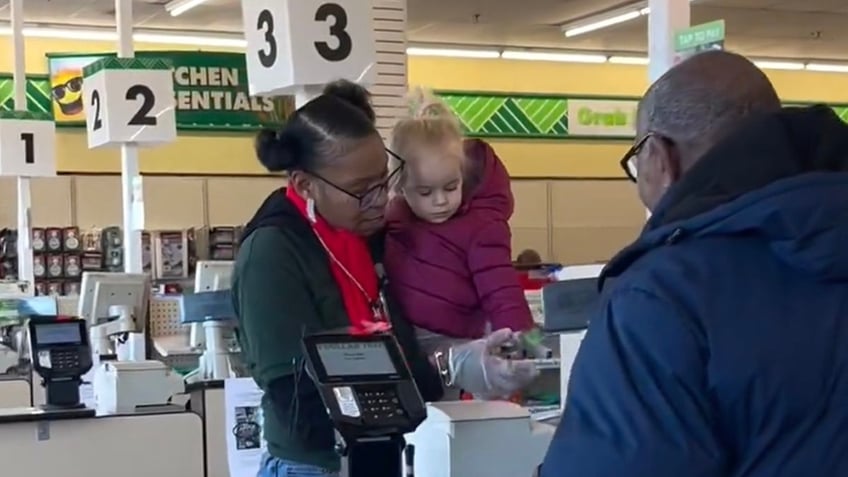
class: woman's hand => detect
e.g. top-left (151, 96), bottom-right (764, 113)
top-left (448, 328), bottom-right (540, 399)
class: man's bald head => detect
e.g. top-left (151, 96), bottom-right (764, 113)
top-left (637, 50), bottom-right (781, 165)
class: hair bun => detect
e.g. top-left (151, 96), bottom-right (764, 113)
top-left (323, 79), bottom-right (375, 123)
top-left (255, 128), bottom-right (298, 172)
top-left (407, 87), bottom-right (455, 120)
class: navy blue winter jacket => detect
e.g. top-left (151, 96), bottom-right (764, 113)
top-left (541, 105), bottom-right (848, 477)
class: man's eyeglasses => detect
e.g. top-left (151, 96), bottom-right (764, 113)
top-left (619, 132), bottom-right (654, 182)
top-left (309, 149), bottom-right (406, 209)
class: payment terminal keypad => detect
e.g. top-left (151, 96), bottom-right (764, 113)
top-left (357, 385), bottom-right (405, 424)
top-left (49, 348), bottom-right (81, 373)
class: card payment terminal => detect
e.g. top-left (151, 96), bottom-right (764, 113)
top-left (303, 332), bottom-right (427, 477)
top-left (28, 318), bottom-right (93, 409)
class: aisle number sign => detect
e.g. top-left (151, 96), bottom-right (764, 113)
top-left (674, 20), bottom-right (726, 62)
top-left (0, 110), bottom-right (57, 177)
top-left (82, 57), bottom-right (177, 149)
top-left (241, 0), bottom-right (377, 96)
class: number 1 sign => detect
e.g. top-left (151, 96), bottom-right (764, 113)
top-left (82, 57), bottom-right (178, 149)
top-left (0, 111), bottom-right (56, 177)
top-left (241, 0), bottom-right (377, 97)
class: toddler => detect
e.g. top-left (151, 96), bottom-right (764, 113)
top-left (384, 90), bottom-right (534, 353)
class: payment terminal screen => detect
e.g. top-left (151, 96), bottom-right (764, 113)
top-left (316, 341), bottom-right (397, 376)
top-left (35, 322), bottom-right (82, 345)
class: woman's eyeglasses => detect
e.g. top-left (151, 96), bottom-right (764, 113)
top-left (308, 149), bottom-right (406, 209)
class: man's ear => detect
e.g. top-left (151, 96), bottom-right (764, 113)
top-left (655, 139), bottom-right (682, 187)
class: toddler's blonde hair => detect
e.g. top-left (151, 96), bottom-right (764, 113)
top-left (390, 88), bottom-right (465, 188)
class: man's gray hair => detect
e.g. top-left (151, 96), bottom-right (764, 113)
top-left (637, 51), bottom-right (781, 156)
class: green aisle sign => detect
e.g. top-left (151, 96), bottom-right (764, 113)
top-left (437, 91), bottom-right (848, 140)
top-left (47, 51), bottom-right (294, 131)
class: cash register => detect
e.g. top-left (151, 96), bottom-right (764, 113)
top-left (302, 332), bottom-right (427, 477)
top-left (28, 318), bottom-right (94, 412)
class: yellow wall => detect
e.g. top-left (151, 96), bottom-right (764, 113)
top-left (4, 38), bottom-right (848, 178)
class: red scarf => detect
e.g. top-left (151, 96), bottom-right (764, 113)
top-left (286, 188), bottom-right (390, 335)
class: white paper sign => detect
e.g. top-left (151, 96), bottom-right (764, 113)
top-left (241, 0), bottom-right (377, 97)
top-left (131, 176), bottom-right (145, 231)
top-left (559, 330), bottom-right (587, 411)
top-left (225, 377), bottom-right (267, 477)
top-left (566, 99), bottom-right (638, 138)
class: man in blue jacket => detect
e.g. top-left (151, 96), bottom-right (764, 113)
top-left (541, 50), bottom-right (848, 476)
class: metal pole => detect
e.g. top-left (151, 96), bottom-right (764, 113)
top-left (116, 0), bottom-right (142, 273)
top-left (11, 0), bottom-right (34, 290)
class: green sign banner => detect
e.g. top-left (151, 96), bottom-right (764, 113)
top-left (437, 91), bottom-right (848, 140)
top-left (47, 51), bottom-right (294, 131)
top-left (438, 92), bottom-right (636, 140)
top-left (0, 74), bottom-right (52, 114)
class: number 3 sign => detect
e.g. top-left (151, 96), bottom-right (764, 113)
top-left (241, 0), bottom-right (377, 97)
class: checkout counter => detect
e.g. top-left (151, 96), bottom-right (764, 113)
top-left (188, 380), bottom-right (229, 477)
top-left (0, 377), bottom-right (29, 408)
top-left (0, 410), bottom-right (204, 476)
top-left (302, 330), bottom-right (556, 477)
top-left (188, 264), bottom-right (598, 477)
top-left (0, 273), bottom-right (204, 477)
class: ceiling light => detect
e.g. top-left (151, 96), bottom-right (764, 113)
top-left (502, 50), bottom-right (607, 63)
top-left (134, 32), bottom-right (245, 48)
top-left (564, 10), bottom-right (642, 37)
top-left (754, 61), bottom-right (804, 71)
top-left (0, 24), bottom-right (246, 47)
top-left (564, 0), bottom-right (700, 38)
top-left (406, 47), bottom-right (500, 59)
top-left (165, 0), bottom-right (210, 17)
top-left (608, 55), bottom-right (649, 65)
top-left (805, 63), bottom-right (848, 73)
top-left (17, 26), bottom-right (116, 41)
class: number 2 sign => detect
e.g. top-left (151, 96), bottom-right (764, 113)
top-left (82, 57), bottom-right (177, 149)
top-left (241, 0), bottom-right (377, 97)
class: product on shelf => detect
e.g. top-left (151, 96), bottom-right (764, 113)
top-left (63, 227), bottom-right (81, 252)
top-left (31, 226), bottom-right (89, 296)
top-left (4, 225), bottom-right (220, 294)
top-left (153, 230), bottom-right (190, 279)
top-left (142, 231), bottom-right (154, 276)
top-left (0, 229), bottom-right (18, 281)
top-left (31, 228), bottom-right (46, 253)
top-left (64, 254), bottom-right (82, 278)
top-left (45, 228), bottom-right (63, 253)
top-left (33, 255), bottom-right (46, 279)
top-left (46, 255), bottom-right (63, 278)
top-left (102, 226), bottom-right (124, 272)
top-left (208, 226), bottom-right (242, 260)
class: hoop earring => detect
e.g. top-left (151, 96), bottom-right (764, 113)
top-left (306, 197), bottom-right (317, 223)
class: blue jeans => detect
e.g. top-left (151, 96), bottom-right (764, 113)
top-left (257, 453), bottom-right (338, 477)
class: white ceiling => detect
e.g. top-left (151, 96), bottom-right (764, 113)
top-left (1, 0), bottom-right (847, 60)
